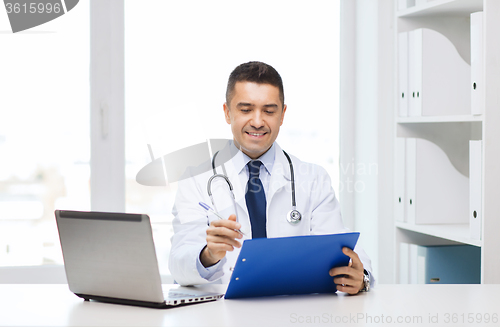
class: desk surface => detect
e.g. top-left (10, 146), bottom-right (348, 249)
top-left (1, 284), bottom-right (499, 327)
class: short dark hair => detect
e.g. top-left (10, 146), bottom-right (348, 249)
top-left (225, 61), bottom-right (285, 108)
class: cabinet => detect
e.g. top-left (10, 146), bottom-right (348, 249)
top-left (392, 0), bottom-right (500, 283)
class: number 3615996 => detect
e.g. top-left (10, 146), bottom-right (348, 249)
top-left (5, 2), bottom-right (62, 14)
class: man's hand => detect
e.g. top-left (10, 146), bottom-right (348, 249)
top-left (329, 247), bottom-right (365, 295)
top-left (200, 214), bottom-right (243, 267)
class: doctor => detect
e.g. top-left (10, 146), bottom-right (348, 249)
top-left (169, 61), bottom-right (373, 294)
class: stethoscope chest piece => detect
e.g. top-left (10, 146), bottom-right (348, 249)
top-left (287, 209), bottom-right (302, 224)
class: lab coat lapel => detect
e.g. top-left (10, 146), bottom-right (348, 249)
top-left (226, 161), bottom-right (247, 210)
top-left (267, 144), bottom-right (291, 207)
top-left (219, 145), bottom-right (247, 213)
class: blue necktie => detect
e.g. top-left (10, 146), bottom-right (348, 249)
top-left (245, 160), bottom-right (267, 238)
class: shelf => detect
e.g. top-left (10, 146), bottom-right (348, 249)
top-left (396, 222), bottom-right (482, 247)
top-left (397, 115), bottom-right (483, 123)
top-left (398, 0), bottom-right (483, 17)
top-left (391, 0), bottom-right (500, 284)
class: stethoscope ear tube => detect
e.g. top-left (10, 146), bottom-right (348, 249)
top-left (282, 152), bottom-right (298, 208)
top-left (207, 173), bottom-right (234, 196)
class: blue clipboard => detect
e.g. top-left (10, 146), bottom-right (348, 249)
top-left (224, 232), bottom-right (360, 299)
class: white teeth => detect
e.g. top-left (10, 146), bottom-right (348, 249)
top-left (248, 132), bottom-right (264, 136)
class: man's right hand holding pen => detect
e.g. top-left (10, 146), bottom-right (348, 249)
top-left (200, 214), bottom-right (243, 267)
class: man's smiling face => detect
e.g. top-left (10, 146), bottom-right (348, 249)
top-left (223, 81), bottom-right (286, 159)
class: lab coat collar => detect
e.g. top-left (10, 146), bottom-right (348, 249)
top-left (221, 141), bottom-right (291, 206)
top-left (228, 141), bottom-right (290, 181)
top-left (271, 143), bottom-right (292, 181)
top-left (231, 142), bottom-right (275, 177)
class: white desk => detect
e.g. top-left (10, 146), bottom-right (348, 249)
top-left (1, 284), bottom-right (499, 326)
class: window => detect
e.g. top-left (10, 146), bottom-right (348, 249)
top-left (0, 3), bottom-right (90, 266)
top-left (125, 0), bottom-right (340, 274)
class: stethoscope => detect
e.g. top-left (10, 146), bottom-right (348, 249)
top-left (207, 150), bottom-right (302, 225)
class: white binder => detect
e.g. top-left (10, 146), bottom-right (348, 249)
top-left (398, 0), bottom-right (415, 10)
top-left (408, 30), bottom-right (420, 116)
top-left (399, 242), bottom-right (409, 284)
top-left (398, 0), bottom-right (406, 10)
top-left (405, 138), bottom-right (416, 224)
top-left (416, 247), bottom-right (426, 284)
top-left (469, 140), bottom-right (482, 240)
top-left (408, 28), bottom-right (470, 116)
top-left (406, 138), bottom-right (468, 224)
top-left (395, 138), bottom-right (406, 222)
top-left (409, 244), bottom-right (419, 284)
top-left (400, 243), bottom-right (425, 284)
top-left (471, 12), bottom-right (484, 116)
top-left (398, 32), bottom-right (409, 117)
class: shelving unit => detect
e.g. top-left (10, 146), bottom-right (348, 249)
top-left (397, 115), bottom-right (482, 123)
top-left (398, 0), bottom-right (482, 17)
top-left (392, 0), bottom-right (500, 284)
top-left (396, 222), bottom-right (481, 247)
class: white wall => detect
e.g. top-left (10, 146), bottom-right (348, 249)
top-left (340, 0), bottom-right (395, 284)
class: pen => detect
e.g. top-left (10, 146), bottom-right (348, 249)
top-left (198, 202), bottom-right (245, 235)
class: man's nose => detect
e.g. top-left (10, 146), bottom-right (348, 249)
top-left (250, 111), bottom-right (264, 128)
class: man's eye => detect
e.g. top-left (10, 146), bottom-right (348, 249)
top-left (241, 109), bottom-right (251, 113)
top-left (265, 110), bottom-right (275, 114)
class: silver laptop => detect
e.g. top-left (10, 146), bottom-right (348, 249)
top-left (55, 210), bottom-right (223, 308)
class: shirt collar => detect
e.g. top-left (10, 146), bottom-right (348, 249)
top-left (230, 141), bottom-right (275, 176)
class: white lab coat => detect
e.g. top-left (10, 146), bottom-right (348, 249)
top-left (169, 142), bottom-right (373, 286)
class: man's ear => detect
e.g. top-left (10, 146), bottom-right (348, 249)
top-left (223, 103), bottom-right (231, 124)
top-left (280, 104), bottom-right (287, 126)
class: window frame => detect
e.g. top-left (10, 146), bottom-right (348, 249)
top-left (90, 0), bottom-right (125, 212)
